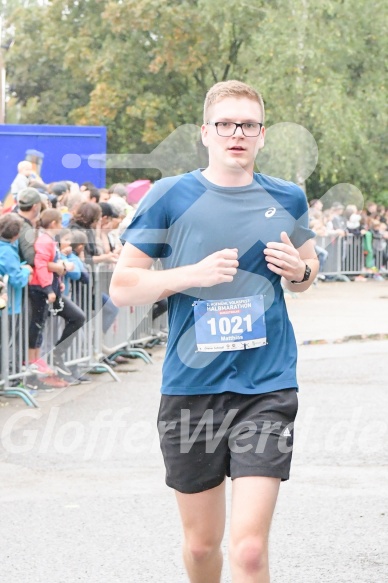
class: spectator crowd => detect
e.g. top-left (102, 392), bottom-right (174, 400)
top-left (0, 160), bottom-right (144, 390)
top-left (309, 198), bottom-right (388, 280)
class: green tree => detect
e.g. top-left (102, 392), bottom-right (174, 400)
top-left (4, 0), bottom-right (387, 197)
top-left (247, 0), bottom-right (387, 199)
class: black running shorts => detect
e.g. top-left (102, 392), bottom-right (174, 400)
top-left (157, 388), bottom-right (298, 494)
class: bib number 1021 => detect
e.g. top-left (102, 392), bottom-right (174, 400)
top-left (207, 315), bottom-right (253, 336)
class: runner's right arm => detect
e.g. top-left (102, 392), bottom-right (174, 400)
top-left (109, 242), bottom-right (239, 308)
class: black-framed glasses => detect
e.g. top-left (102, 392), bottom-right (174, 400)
top-left (207, 121), bottom-right (263, 137)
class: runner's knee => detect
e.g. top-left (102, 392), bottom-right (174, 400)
top-left (184, 538), bottom-right (221, 564)
top-left (230, 536), bottom-right (267, 573)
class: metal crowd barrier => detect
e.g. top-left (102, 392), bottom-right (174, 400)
top-left (0, 262), bottom-right (169, 407)
top-left (0, 277), bottom-right (38, 407)
top-left (45, 266), bottom-right (120, 382)
top-left (95, 263), bottom-right (167, 364)
top-left (316, 234), bottom-right (386, 275)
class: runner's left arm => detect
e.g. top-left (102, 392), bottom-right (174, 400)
top-left (264, 232), bottom-right (319, 292)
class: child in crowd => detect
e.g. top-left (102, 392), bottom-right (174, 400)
top-left (29, 209), bottom-right (86, 384)
top-left (58, 228), bottom-right (84, 296)
top-left (70, 229), bottom-right (90, 286)
top-left (49, 229), bottom-right (87, 378)
top-left (28, 209), bottom-right (64, 377)
top-left (53, 228), bottom-right (91, 384)
top-left (0, 214), bottom-right (33, 314)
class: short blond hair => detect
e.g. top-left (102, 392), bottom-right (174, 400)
top-left (17, 160), bottom-right (32, 173)
top-left (203, 80), bottom-right (265, 123)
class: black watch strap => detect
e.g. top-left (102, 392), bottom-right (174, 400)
top-left (291, 263), bottom-right (311, 284)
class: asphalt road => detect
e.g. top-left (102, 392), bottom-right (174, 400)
top-left (0, 280), bottom-right (387, 582)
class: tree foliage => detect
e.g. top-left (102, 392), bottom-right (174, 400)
top-left (3, 0), bottom-right (387, 198)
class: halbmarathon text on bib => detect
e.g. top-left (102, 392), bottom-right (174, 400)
top-left (193, 295), bottom-right (267, 352)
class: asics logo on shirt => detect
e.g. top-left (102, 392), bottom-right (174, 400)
top-left (265, 207), bottom-right (277, 218)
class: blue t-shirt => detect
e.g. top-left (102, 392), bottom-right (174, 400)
top-left (121, 169), bottom-right (314, 396)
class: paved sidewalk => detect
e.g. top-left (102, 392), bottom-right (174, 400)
top-left (0, 280), bottom-right (387, 582)
top-left (285, 279), bottom-right (388, 343)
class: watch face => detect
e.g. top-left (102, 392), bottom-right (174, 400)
top-left (304, 265), bottom-right (311, 280)
top-left (291, 263), bottom-right (311, 284)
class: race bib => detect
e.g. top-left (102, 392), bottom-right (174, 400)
top-left (193, 295), bottom-right (267, 352)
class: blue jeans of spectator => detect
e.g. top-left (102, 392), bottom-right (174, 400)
top-left (102, 293), bottom-right (119, 334)
top-left (315, 245), bottom-right (328, 272)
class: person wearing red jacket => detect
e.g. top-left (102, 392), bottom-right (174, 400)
top-left (28, 209), bottom-right (63, 375)
top-left (29, 209), bottom-right (86, 384)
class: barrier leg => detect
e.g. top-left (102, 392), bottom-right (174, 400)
top-left (0, 287), bottom-right (39, 408)
top-left (0, 387), bottom-right (39, 408)
top-left (110, 348), bottom-right (154, 365)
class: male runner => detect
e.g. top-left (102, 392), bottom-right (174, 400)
top-left (110, 80), bottom-right (318, 583)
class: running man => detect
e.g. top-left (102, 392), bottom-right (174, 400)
top-left (110, 80), bottom-right (319, 583)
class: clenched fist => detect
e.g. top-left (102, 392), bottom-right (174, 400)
top-left (190, 248), bottom-right (239, 287)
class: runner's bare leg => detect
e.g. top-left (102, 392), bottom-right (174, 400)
top-left (175, 481), bottom-right (226, 583)
top-left (229, 476), bottom-right (280, 583)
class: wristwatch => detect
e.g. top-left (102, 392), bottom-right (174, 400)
top-left (291, 263), bottom-right (311, 284)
